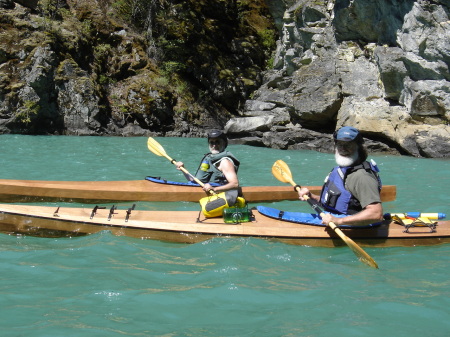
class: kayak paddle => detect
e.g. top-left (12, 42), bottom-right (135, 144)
top-left (147, 137), bottom-right (214, 195)
top-left (271, 159), bottom-right (379, 269)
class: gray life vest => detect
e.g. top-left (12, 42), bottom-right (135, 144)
top-left (194, 151), bottom-right (240, 185)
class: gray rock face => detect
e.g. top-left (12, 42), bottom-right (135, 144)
top-left (226, 0), bottom-right (450, 157)
top-left (1, 0), bottom-right (449, 158)
top-left (56, 60), bottom-right (102, 135)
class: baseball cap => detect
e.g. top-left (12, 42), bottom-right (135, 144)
top-left (334, 126), bottom-right (361, 142)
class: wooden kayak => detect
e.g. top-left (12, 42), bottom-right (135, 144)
top-left (0, 203), bottom-right (447, 248)
top-left (0, 178), bottom-right (397, 203)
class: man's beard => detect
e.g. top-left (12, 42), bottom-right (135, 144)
top-left (335, 149), bottom-right (359, 167)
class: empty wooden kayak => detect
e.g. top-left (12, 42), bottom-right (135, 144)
top-left (0, 203), bottom-right (447, 248)
top-left (0, 178), bottom-right (397, 203)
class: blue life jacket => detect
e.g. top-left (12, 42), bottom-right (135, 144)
top-left (319, 160), bottom-right (382, 215)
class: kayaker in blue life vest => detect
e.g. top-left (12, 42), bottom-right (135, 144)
top-left (175, 130), bottom-right (241, 197)
top-left (297, 126), bottom-right (384, 227)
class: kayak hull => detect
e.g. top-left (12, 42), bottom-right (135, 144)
top-left (0, 179), bottom-right (397, 203)
top-left (0, 204), bottom-right (447, 248)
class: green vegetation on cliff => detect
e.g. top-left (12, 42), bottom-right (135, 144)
top-left (0, 0), bottom-right (276, 135)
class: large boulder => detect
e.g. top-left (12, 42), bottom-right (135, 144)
top-left (225, 0), bottom-right (450, 157)
top-left (336, 97), bottom-right (450, 158)
top-left (56, 59), bottom-right (102, 135)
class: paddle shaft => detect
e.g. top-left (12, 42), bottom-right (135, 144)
top-left (271, 159), bottom-right (379, 269)
top-left (302, 194), bottom-right (353, 245)
top-left (298, 186), bottom-right (378, 268)
top-left (168, 157), bottom-right (205, 187)
top-left (147, 137), bottom-right (215, 195)
top-left (293, 184), bottom-right (339, 230)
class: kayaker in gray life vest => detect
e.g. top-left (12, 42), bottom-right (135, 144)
top-left (297, 126), bottom-right (384, 227)
top-left (175, 130), bottom-right (240, 196)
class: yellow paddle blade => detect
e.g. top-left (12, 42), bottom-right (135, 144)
top-left (354, 247), bottom-right (379, 269)
top-left (272, 160), bottom-right (295, 185)
top-left (146, 136), bottom-right (211, 192)
top-left (147, 137), bottom-right (167, 157)
top-left (328, 223), bottom-right (379, 269)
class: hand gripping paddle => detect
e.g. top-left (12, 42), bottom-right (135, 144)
top-left (147, 137), bottom-right (215, 195)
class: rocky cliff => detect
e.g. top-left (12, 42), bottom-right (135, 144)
top-left (226, 0), bottom-right (450, 157)
top-left (1, 0), bottom-right (449, 157)
top-left (0, 0), bottom-right (275, 136)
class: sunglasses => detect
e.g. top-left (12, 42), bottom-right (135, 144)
top-left (335, 141), bottom-right (356, 150)
top-left (209, 139), bottom-right (222, 146)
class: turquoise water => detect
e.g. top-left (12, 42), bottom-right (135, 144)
top-left (0, 135), bottom-right (449, 336)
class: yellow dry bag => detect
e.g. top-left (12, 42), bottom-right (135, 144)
top-left (199, 191), bottom-right (246, 218)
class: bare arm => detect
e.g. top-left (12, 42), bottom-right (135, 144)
top-left (174, 161), bottom-right (194, 181)
top-left (203, 159), bottom-right (239, 193)
top-left (321, 202), bottom-right (384, 227)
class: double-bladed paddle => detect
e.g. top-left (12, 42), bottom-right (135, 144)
top-left (147, 137), bottom-right (215, 195)
top-left (271, 159), bottom-right (378, 269)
